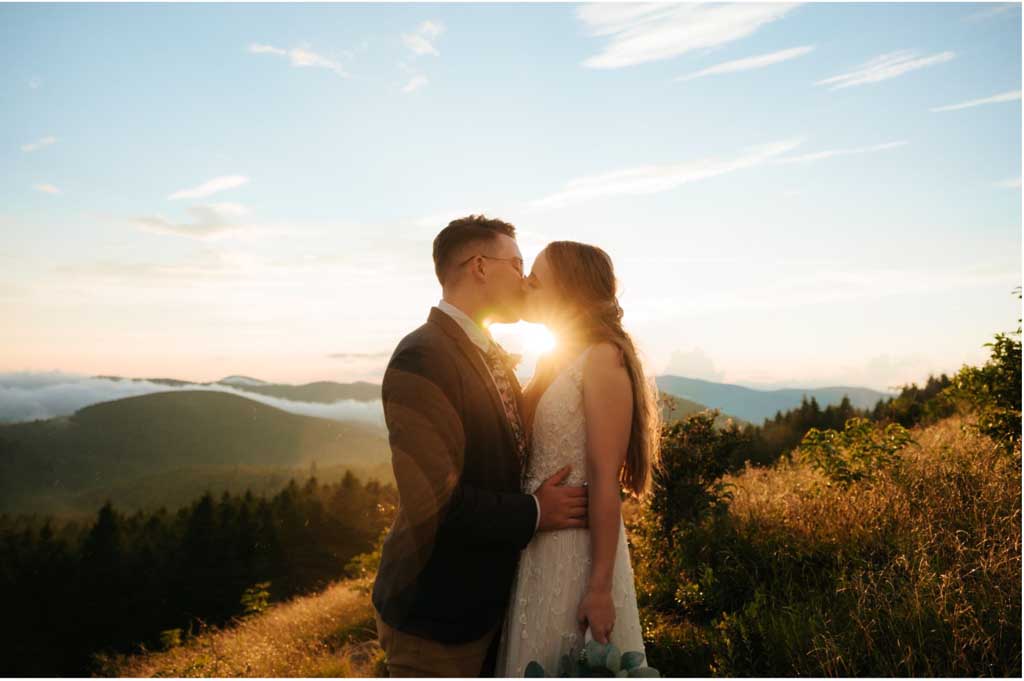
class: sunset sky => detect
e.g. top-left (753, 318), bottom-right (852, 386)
top-left (2, 2), bottom-right (1021, 392)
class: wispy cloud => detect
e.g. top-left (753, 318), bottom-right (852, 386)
top-left (57, 240), bottom-right (396, 299)
top-left (249, 43), bottom-right (349, 77)
top-left (663, 346), bottom-right (726, 382)
top-left (675, 45), bottom-right (814, 82)
top-left (631, 263), bottom-right (1021, 320)
top-left (930, 89), bottom-right (1021, 112)
top-left (529, 139), bottom-right (803, 209)
top-left (131, 203), bottom-right (326, 242)
top-left (772, 140), bottom-right (908, 165)
top-left (168, 175), bottom-right (248, 200)
top-left (402, 20), bottom-right (444, 57)
top-left (21, 135), bottom-right (57, 152)
top-left (963, 3), bottom-right (1016, 23)
top-left (578, 2), bottom-right (798, 69)
top-left (815, 50), bottom-right (955, 90)
top-left (996, 177), bottom-right (1022, 189)
top-left (530, 136), bottom-right (912, 209)
top-left (32, 183), bottom-right (61, 195)
top-left (402, 75), bottom-right (430, 93)
top-left (133, 203), bottom-right (264, 241)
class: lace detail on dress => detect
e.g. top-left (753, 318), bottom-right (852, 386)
top-left (495, 346), bottom-right (646, 677)
top-left (523, 348), bottom-right (590, 493)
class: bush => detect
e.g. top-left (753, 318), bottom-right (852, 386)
top-left (946, 323), bottom-right (1021, 455)
top-left (796, 417), bottom-right (914, 487)
top-left (631, 410), bottom-right (746, 616)
top-left (240, 581), bottom-right (271, 619)
top-left (647, 409), bottom-right (746, 538)
top-left (344, 525), bottom-right (389, 585)
top-left (632, 412), bottom-right (1020, 676)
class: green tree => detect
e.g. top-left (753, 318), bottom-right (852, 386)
top-left (797, 417), bottom-right (914, 486)
top-left (946, 286), bottom-right (1022, 455)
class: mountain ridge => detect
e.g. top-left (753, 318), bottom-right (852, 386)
top-left (0, 390), bottom-right (390, 517)
top-left (656, 374), bottom-right (894, 425)
top-left (89, 375), bottom-right (382, 403)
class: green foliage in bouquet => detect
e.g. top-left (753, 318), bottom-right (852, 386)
top-left (797, 416), bottom-right (914, 486)
top-left (525, 639), bottom-right (660, 677)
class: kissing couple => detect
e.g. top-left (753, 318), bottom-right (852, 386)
top-left (372, 214), bottom-right (661, 677)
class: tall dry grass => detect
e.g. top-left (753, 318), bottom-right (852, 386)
top-left (98, 577), bottom-right (384, 677)
top-left (675, 412), bottom-right (1021, 676)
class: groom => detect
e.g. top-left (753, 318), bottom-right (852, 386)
top-left (372, 215), bottom-right (590, 677)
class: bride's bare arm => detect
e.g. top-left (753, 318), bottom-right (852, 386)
top-left (576, 342), bottom-right (633, 644)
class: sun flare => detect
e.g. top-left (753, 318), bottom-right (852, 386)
top-left (489, 321), bottom-right (557, 356)
top-left (519, 323), bottom-right (557, 354)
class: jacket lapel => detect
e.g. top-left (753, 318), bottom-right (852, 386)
top-left (427, 307), bottom-right (519, 457)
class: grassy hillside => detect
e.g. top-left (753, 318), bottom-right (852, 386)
top-left (95, 411), bottom-right (1019, 679)
top-left (97, 576), bottom-right (385, 678)
top-left (633, 412), bottom-right (1021, 676)
top-left (0, 390), bottom-right (390, 517)
top-left (657, 374), bottom-right (892, 424)
top-left (661, 393), bottom-right (748, 428)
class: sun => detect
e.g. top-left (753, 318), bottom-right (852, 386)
top-left (517, 322), bottom-right (557, 354)
top-left (488, 321), bottom-right (557, 356)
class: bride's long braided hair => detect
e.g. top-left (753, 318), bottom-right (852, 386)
top-left (540, 241), bottom-right (661, 499)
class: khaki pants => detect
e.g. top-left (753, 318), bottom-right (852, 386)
top-left (374, 608), bottom-right (501, 677)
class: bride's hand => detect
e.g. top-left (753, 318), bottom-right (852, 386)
top-left (577, 587), bottom-right (615, 644)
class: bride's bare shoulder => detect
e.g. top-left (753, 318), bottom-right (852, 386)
top-left (584, 342), bottom-right (625, 369)
top-left (582, 343), bottom-right (629, 391)
top-left (582, 343), bottom-right (632, 412)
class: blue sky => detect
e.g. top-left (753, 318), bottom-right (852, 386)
top-left (2, 1), bottom-right (1020, 391)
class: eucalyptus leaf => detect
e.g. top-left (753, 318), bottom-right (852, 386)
top-left (584, 640), bottom-right (608, 668)
top-left (627, 667), bottom-right (660, 678)
top-left (605, 644), bottom-right (622, 673)
top-left (525, 661), bottom-right (545, 677)
top-left (620, 652), bottom-right (646, 670)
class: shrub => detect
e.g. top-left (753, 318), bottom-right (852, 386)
top-left (240, 581), bottom-right (271, 619)
top-left (946, 316), bottom-right (1021, 456)
top-left (632, 413), bottom-right (1020, 676)
top-left (796, 417), bottom-right (914, 487)
top-left (631, 410), bottom-right (746, 616)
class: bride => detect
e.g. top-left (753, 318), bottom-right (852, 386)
top-left (495, 241), bottom-right (661, 676)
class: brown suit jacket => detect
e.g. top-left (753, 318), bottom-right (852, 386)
top-left (371, 307), bottom-right (538, 644)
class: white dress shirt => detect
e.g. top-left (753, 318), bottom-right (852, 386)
top-left (436, 299), bottom-right (542, 534)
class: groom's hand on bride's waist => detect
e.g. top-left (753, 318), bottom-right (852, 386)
top-left (534, 464), bottom-right (589, 532)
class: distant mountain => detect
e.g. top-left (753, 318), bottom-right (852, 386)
top-left (229, 380), bottom-right (381, 403)
top-left (92, 375), bottom-right (382, 403)
top-left (661, 393), bottom-right (748, 428)
top-left (93, 375), bottom-right (194, 388)
top-left (218, 375), bottom-right (269, 386)
top-left (656, 375), bottom-right (894, 426)
top-left (0, 390), bottom-right (390, 517)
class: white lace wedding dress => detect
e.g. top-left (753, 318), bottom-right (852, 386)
top-left (495, 346), bottom-right (646, 677)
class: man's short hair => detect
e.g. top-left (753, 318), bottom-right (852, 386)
top-left (432, 214), bottom-right (516, 286)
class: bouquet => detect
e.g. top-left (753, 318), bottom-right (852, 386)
top-left (524, 627), bottom-right (660, 677)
